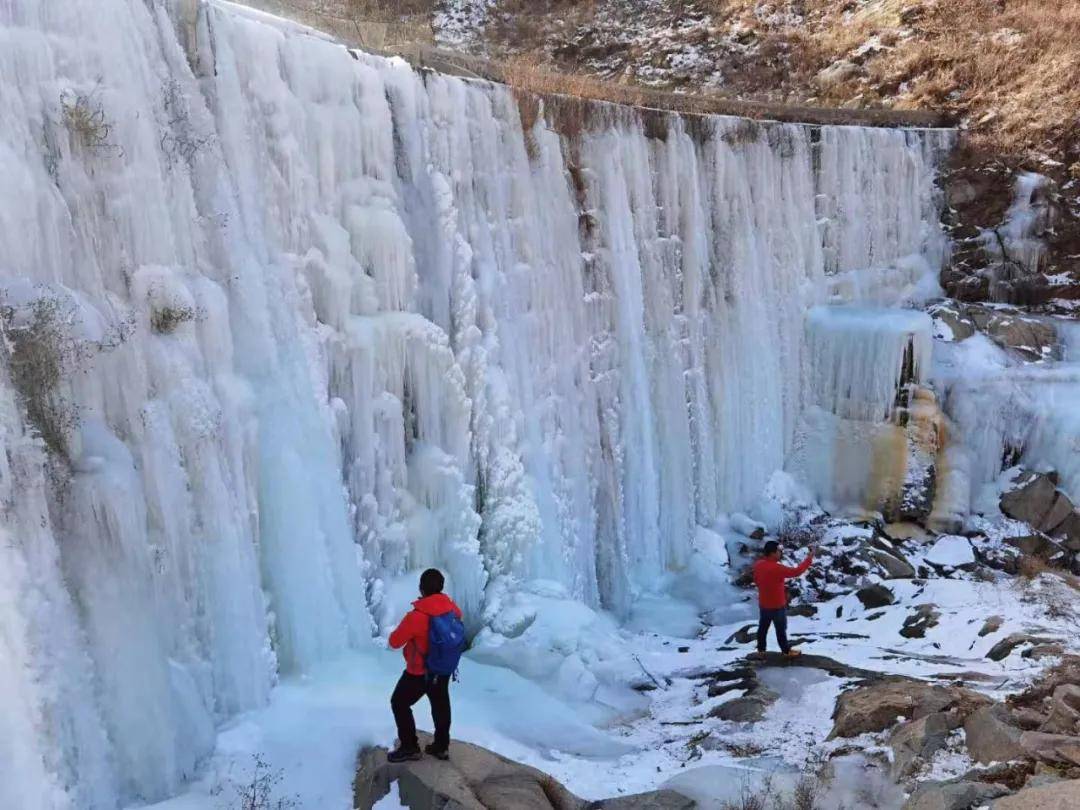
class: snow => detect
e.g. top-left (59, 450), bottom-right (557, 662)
top-left (0, 0), bottom-right (975, 807)
top-left (924, 535), bottom-right (976, 568)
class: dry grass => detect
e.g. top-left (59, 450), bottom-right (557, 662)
top-left (736, 0), bottom-right (1080, 165)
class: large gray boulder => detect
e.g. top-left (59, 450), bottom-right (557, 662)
top-left (871, 548), bottom-right (917, 579)
top-left (987, 633), bottom-right (1059, 662)
top-left (903, 780), bottom-right (1009, 810)
top-left (353, 737), bottom-right (696, 810)
top-left (993, 779), bottom-right (1080, 808)
top-left (831, 679), bottom-right (990, 738)
top-left (964, 705), bottom-right (1026, 764)
top-left (1000, 471), bottom-right (1058, 527)
top-left (1038, 684), bottom-right (1080, 735)
top-left (857, 583), bottom-right (896, 609)
top-left (710, 686), bottom-right (779, 723)
top-left (890, 712), bottom-right (951, 778)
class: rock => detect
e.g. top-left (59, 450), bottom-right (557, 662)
top-left (1004, 534), bottom-right (1065, 561)
top-left (474, 775), bottom-right (563, 808)
top-left (885, 522), bottom-right (933, 543)
top-left (993, 779), bottom-right (1080, 809)
top-left (1052, 510), bottom-right (1080, 551)
top-left (710, 686), bottom-right (779, 723)
top-left (931, 304), bottom-right (977, 342)
top-left (354, 738), bottom-right (695, 810)
top-left (1023, 643), bottom-right (1065, 661)
top-left (903, 780), bottom-right (1009, 810)
top-left (730, 512), bottom-right (766, 539)
top-left (857, 584), bottom-right (895, 609)
top-left (1001, 471), bottom-right (1059, 527)
top-left (831, 679), bottom-right (990, 738)
top-left (816, 59), bottom-right (863, 89)
top-left (1012, 708), bottom-right (1051, 730)
top-left (1018, 731), bottom-right (1080, 764)
top-left (980, 311), bottom-right (1057, 361)
top-left (924, 535), bottom-right (976, 569)
top-left (890, 712), bottom-right (952, 778)
top-left (980, 616), bottom-right (1005, 637)
top-left (987, 634), bottom-right (1059, 662)
top-left (871, 548), bottom-right (917, 579)
top-left (1040, 493), bottom-right (1076, 533)
top-left (725, 624), bottom-right (756, 645)
top-left (901, 604), bottom-right (942, 639)
top-left (964, 705), bottom-right (1025, 763)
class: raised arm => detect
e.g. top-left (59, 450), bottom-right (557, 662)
top-left (389, 611), bottom-right (422, 649)
top-left (779, 552), bottom-right (814, 579)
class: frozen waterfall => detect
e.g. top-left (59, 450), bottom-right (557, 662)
top-left (0, 0), bottom-right (950, 805)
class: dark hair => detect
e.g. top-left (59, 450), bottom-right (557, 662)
top-left (419, 568), bottom-right (445, 597)
top-left (762, 540), bottom-right (780, 556)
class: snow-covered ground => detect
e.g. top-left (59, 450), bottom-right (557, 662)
top-left (136, 544), bottom-right (1076, 809)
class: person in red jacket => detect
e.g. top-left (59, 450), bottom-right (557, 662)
top-left (751, 540), bottom-right (814, 658)
top-left (387, 568), bottom-right (462, 762)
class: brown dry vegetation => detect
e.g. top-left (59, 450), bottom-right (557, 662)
top-left (762, 0), bottom-right (1080, 167)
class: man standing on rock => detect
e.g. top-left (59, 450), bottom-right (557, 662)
top-left (387, 568), bottom-right (465, 763)
top-left (751, 540), bottom-right (814, 659)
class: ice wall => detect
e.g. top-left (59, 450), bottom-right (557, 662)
top-left (0, 0), bottom-right (949, 804)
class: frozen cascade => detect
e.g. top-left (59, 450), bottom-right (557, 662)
top-left (0, 0), bottom-right (950, 805)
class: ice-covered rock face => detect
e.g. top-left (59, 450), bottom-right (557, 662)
top-left (0, 0), bottom-right (949, 805)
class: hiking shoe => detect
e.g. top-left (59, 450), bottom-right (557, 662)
top-left (424, 743), bottom-right (449, 761)
top-left (783, 649), bottom-right (802, 658)
top-left (748, 650), bottom-right (766, 660)
top-left (387, 747), bottom-right (422, 763)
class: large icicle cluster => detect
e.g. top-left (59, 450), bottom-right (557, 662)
top-left (0, 0), bottom-right (949, 805)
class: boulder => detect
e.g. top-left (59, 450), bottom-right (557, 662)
top-left (1039, 492), bottom-right (1076, 534)
top-left (993, 779), bottom-right (1080, 809)
top-left (903, 780), bottom-right (1009, 810)
top-left (987, 634), bottom-right (1058, 662)
top-left (964, 705), bottom-right (1025, 763)
top-left (979, 616), bottom-right (1005, 637)
top-left (710, 686), bottom-right (779, 723)
top-left (1053, 510), bottom-right (1080, 551)
top-left (1001, 471), bottom-right (1058, 527)
top-left (930, 304), bottom-right (976, 342)
top-left (870, 548), bottom-right (917, 579)
top-left (816, 59), bottom-right (863, 89)
top-left (924, 535), bottom-right (976, 570)
top-left (901, 604), bottom-right (942, 639)
top-left (1041, 684), bottom-right (1080, 736)
top-left (972, 309), bottom-right (1058, 361)
top-left (353, 738), bottom-right (696, 810)
top-left (1018, 731), bottom-right (1080, 765)
top-left (857, 583), bottom-right (896, 609)
top-left (890, 712), bottom-right (951, 778)
top-left (1004, 534), bottom-right (1065, 561)
top-left (831, 679), bottom-right (990, 738)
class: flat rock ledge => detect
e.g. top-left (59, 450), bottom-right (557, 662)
top-left (354, 735), bottom-right (696, 810)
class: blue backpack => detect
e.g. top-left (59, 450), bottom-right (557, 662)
top-left (426, 611), bottom-right (466, 679)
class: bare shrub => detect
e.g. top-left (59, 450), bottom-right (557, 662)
top-left (223, 754), bottom-right (298, 810)
top-left (719, 773), bottom-right (823, 810)
top-left (0, 297), bottom-right (85, 457)
top-left (160, 80), bottom-right (215, 168)
top-left (60, 88), bottom-right (121, 156)
top-left (151, 304), bottom-right (198, 335)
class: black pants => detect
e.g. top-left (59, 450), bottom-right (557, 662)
top-left (757, 607), bottom-right (790, 653)
top-left (391, 671), bottom-right (451, 751)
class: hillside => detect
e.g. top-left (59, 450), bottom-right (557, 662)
top-left (322, 0), bottom-right (1080, 305)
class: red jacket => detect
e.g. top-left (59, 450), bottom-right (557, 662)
top-left (389, 593), bottom-right (462, 675)
top-left (752, 553), bottom-right (813, 610)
